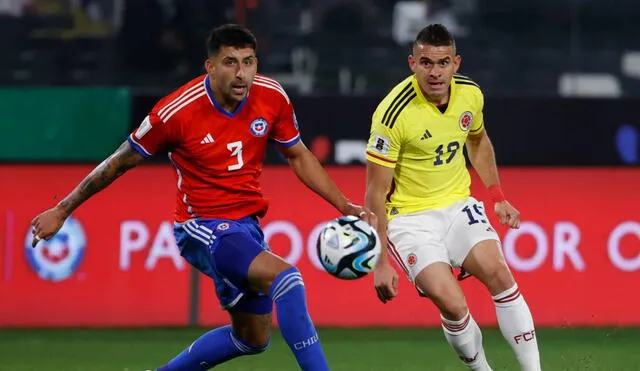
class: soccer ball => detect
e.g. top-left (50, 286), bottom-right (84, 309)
top-left (316, 215), bottom-right (381, 280)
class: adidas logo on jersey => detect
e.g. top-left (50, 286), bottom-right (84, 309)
top-left (200, 133), bottom-right (214, 144)
top-left (420, 130), bottom-right (432, 140)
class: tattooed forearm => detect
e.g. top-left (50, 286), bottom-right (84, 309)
top-left (57, 141), bottom-right (145, 216)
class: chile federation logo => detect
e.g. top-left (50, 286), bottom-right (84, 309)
top-left (250, 118), bottom-right (269, 137)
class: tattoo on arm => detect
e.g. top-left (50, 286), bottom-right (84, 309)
top-left (58, 141), bottom-right (145, 215)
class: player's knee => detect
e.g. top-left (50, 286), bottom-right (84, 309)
top-left (426, 287), bottom-right (467, 320)
top-left (246, 338), bottom-right (270, 354)
top-left (440, 300), bottom-right (469, 321)
top-left (269, 266), bottom-right (304, 302)
top-left (248, 251), bottom-right (294, 294)
top-left (264, 265), bottom-right (294, 292)
top-left (234, 331), bottom-right (271, 355)
top-left (421, 281), bottom-right (467, 320)
top-left (487, 263), bottom-right (515, 295)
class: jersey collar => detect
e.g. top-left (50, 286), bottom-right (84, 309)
top-left (204, 75), bottom-right (248, 118)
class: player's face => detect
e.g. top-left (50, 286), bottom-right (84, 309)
top-left (206, 46), bottom-right (258, 103)
top-left (408, 43), bottom-right (461, 103)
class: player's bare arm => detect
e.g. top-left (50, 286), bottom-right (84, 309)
top-left (31, 140), bottom-right (145, 247)
top-left (365, 160), bottom-right (399, 303)
top-left (466, 130), bottom-right (520, 229)
top-left (278, 141), bottom-right (375, 224)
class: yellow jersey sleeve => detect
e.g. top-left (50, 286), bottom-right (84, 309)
top-left (365, 109), bottom-right (404, 168)
top-left (469, 89), bottom-right (485, 135)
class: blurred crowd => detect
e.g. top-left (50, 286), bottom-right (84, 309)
top-left (1, 0), bottom-right (639, 97)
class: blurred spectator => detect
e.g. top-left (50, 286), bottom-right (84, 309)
top-left (172, 0), bottom-right (234, 75)
top-left (0, 0), bottom-right (33, 16)
top-left (392, 0), bottom-right (468, 45)
top-left (116, 0), bottom-right (179, 80)
top-left (116, 0), bottom-right (233, 83)
top-left (0, 0), bottom-right (33, 50)
top-left (0, 0), bottom-right (638, 97)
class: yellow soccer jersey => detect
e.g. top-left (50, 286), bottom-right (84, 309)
top-left (366, 74), bottom-right (485, 219)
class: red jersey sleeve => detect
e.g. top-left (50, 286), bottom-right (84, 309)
top-left (127, 112), bottom-right (170, 158)
top-left (269, 98), bottom-right (301, 147)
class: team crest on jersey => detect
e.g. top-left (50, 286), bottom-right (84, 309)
top-left (24, 216), bottom-right (86, 282)
top-left (459, 111), bottom-right (473, 131)
top-left (250, 118), bottom-right (269, 137)
top-left (217, 223), bottom-right (230, 231)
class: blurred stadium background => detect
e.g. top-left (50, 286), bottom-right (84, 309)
top-left (0, 0), bottom-right (639, 370)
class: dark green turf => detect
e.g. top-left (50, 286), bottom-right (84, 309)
top-left (0, 327), bottom-right (638, 370)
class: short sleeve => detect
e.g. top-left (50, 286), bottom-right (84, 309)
top-left (127, 113), bottom-right (169, 158)
top-left (365, 109), bottom-right (404, 168)
top-left (469, 90), bottom-right (484, 135)
top-left (270, 99), bottom-right (301, 147)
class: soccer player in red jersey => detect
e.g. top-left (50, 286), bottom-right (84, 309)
top-left (30, 24), bottom-right (374, 371)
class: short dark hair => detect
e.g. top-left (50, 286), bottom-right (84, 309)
top-left (414, 24), bottom-right (456, 53)
top-left (206, 24), bottom-right (257, 56)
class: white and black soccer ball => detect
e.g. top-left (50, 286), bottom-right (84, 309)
top-left (316, 215), bottom-right (381, 280)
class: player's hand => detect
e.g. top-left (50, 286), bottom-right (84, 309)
top-left (341, 202), bottom-right (378, 227)
top-left (373, 261), bottom-right (399, 303)
top-left (494, 200), bottom-right (520, 229)
top-left (30, 206), bottom-right (68, 247)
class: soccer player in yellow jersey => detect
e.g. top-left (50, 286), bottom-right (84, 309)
top-left (365, 24), bottom-right (541, 371)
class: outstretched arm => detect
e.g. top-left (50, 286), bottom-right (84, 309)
top-left (31, 140), bottom-right (145, 246)
top-left (59, 140), bottom-right (145, 215)
top-left (278, 141), bottom-right (375, 223)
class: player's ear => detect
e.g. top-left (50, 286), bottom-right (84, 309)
top-left (205, 57), bottom-right (215, 75)
top-left (453, 55), bottom-right (461, 73)
top-left (408, 54), bottom-right (416, 73)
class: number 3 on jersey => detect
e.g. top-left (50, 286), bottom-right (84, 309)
top-left (227, 141), bottom-right (244, 171)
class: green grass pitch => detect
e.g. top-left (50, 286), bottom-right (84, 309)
top-left (1, 327), bottom-right (639, 370)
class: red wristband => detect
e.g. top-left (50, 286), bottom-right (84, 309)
top-left (488, 185), bottom-right (505, 203)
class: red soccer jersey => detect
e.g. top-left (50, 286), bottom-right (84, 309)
top-left (128, 74), bottom-right (301, 222)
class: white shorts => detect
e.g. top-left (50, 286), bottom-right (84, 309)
top-left (387, 197), bottom-right (500, 282)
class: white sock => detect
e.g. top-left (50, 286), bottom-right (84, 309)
top-left (493, 284), bottom-right (541, 371)
top-left (441, 312), bottom-right (492, 371)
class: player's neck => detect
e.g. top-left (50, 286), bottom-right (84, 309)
top-left (424, 87), bottom-right (451, 106)
top-left (211, 89), bottom-right (241, 113)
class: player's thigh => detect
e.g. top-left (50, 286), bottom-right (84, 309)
top-left (445, 197), bottom-right (501, 268)
top-left (463, 239), bottom-right (515, 296)
top-left (387, 212), bottom-right (449, 282)
top-left (211, 231), bottom-right (283, 294)
top-left (446, 197), bottom-right (514, 295)
top-left (229, 309), bottom-right (272, 347)
top-left (177, 219), bottom-right (277, 314)
top-left (414, 262), bottom-right (468, 320)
